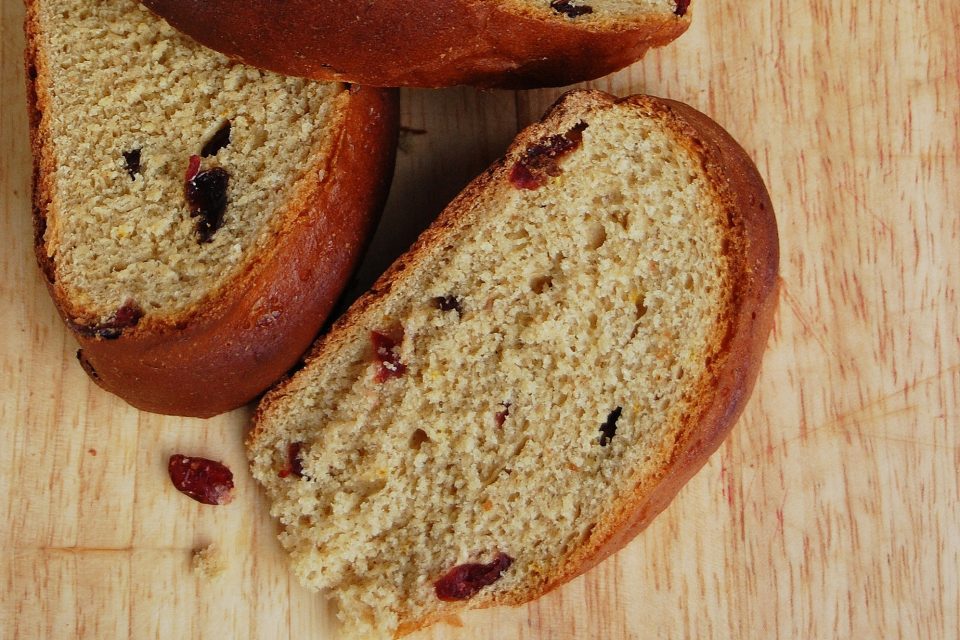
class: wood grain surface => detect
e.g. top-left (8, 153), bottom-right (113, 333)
top-left (2, 1), bottom-right (958, 638)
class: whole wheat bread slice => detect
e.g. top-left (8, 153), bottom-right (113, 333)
top-left (248, 90), bottom-right (778, 637)
top-left (25, 0), bottom-right (397, 417)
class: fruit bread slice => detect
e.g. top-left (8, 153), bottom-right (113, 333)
top-left (140, 0), bottom-right (693, 88)
top-left (25, 0), bottom-right (398, 417)
top-left (248, 90), bottom-right (778, 637)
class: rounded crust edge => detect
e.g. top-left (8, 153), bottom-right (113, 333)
top-left (139, 0), bottom-right (690, 88)
top-left (393, 94), bottom-right (780, 637)
top-left (510, 94), bottom-right (780, 601)
top-left (26, 15), bottom-right (400, 419)
top-left (248, 90), bottom-right (778, 634)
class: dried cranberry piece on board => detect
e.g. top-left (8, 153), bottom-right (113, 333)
top-left (435, 552), bottom-right (514, 601)
top-left (168, 454), bottom-right (235, 505)
top-left (675, 0), bottom-right (691, 16)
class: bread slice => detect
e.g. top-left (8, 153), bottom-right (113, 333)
top-left (140, 0), bottom-right (692, 88)
top-left (25, 0), bottom-right (398, 417)
top-left (248, 90), bottom-right (778, 637)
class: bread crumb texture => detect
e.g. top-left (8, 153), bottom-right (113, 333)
top-left (251, 99), bottom-right (734, 638)
top-left (192, 543), bottom-right (227, 579)
top-left (33, 0), bottom-right (342, 322)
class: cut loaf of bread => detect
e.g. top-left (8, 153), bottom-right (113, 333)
top-left (26, 0), bottom-right (398, 417)
top-left (249, 90), bottom-right (778, 637)
top-left (141, 0), bottom-right (692, 88)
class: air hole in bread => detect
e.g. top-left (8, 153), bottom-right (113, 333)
top-left (200, 120), bottom-right (232, 158)
top-left (431, 296), bottom-right (462, 314)
top-left (409, 429), bottom-right (431, 450)
top-left (530, 275), bottom-right (552, 294)
top-left (635, 296), bottom-right (648, 318)
top-left (355, 478), bottom-right (387, 499)
top-left (585, 221), bottom-right (606, 249)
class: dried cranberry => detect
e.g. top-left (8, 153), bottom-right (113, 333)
top-left (75, 299), bottom-right (144, 339)
top-left (185, 154), bottom-right (201, 181)
top-left (508, 163), bottom-right (541, 190)
top-left (550, 0), bottom-right (593, 18)
top-left (371, 330), bottom-right (406, 382)
top-left (675, 0), bottom-right (690, 16)
top-left (431, 295), bottom-right (462, 313)
top-left (598, 406), bottom-right (623, 446)
top-left (495, 403), bottom-right (511, 427)
top-left (435, 552), bottom-right (514, 601)
top-left (112, 301), bottom-right (142, 326)
top-left (184, 155), bottom-right (229, 243)
top-left (200, 121), bottom-right (232, 158)
top-left (122, 148), bottom-right (141, 180)
top-left (509, 121), bottom-right (588, 190)
top-left (168, 454), bottom-right (234, 505)
top-left (278, 442), bottom-right (307, 479)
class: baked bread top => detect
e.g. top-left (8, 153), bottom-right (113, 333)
top-left (248, 90), bottom-right (778, 637)
top-left (26, 0), bottom-right (397, 416)
top-left (141, 0), bottom-right (692, 88)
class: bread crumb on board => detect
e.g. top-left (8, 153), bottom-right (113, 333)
top-left (192, 543), bottom-right (227, 579)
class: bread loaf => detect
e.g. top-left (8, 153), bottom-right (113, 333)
top-left (248, 90), bottom-right (778, 637)
top-left (140, 0), bottom-right (693, 88)
top-left (25, 0), bottom-right (398, 417)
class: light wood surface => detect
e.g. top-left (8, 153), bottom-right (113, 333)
top-left (2, 1), bottom-right (958, 638)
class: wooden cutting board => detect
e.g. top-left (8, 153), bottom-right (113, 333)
top-left (2, 1), bottom-right (957, 637)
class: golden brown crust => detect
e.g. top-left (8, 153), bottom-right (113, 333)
top-left (139, 0), bottom-right (691, 88)
top-left (250, 89), bottom-right (778, 634)
top-left (515, 94), bottom-right (780, 600)
top-left (25, 6), bottom-right (399, 417)
top-left (24, 1), bottom-right (56, 287)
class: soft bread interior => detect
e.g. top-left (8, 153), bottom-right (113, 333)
top-left (32, 0), bottom-right (343, 322)
top-left (250, 97), bottom-right (733, 637)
